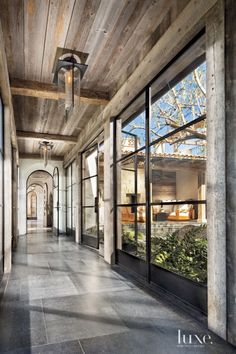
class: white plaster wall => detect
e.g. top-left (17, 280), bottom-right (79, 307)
top-left (176, 170), bottom-right (198, 200)
top-left (18, 159), bottom-right (66, 235)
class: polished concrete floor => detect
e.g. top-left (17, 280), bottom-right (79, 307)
top-left (0, 230), bottom-right (235, 354)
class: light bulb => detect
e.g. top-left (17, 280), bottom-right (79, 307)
top-left (66, 71), bottom-right (72, 84)
top-left (65, 69), bottom-right (73, 111)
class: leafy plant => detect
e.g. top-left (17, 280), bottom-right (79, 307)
top-left (122, 227), bottom-right (144, 244)
top-left (151, 225), bottom-right (207, 283)
top-left (122, 226), bottom-right (146, 259)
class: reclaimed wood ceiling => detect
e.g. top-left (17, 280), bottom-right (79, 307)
top-left (0, 0), bottom-right (190, 157)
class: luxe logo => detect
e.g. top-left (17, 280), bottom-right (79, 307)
top-left (177, 329), bottom-right (213, 346)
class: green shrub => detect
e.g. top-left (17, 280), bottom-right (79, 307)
top-left (122, 227), bottom-right (144, 244)
top-left (151, 225), bottom-right (207, 283)
top-left (122, 227), bottom-right (146, 259)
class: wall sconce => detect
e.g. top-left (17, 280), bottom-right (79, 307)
top-left (39, 141), bottom-right (53, 167)
top-left (52, 48), bottom-right (88, 120)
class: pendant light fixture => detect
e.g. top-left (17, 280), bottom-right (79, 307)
top-left (53, 48), bottom-right (88, 120)
top-left (39, 141), bottom-right (53, 167)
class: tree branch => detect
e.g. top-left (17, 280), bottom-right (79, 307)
top-left (194, 69), bottom-right (206, 96)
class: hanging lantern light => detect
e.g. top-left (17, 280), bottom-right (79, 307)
top-left (39, 141), bottom-right (53, 167)
top-left (53, 49), bottom-right (88, 120)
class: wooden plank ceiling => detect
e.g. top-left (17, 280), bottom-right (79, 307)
top-left (0, 0), bottom-right (189, 158)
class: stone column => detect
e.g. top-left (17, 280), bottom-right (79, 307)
top-left (116, 119), bottom-right (122, 251)
top-left (75, 154), bottom-right (81, 244)
top-left (103, 118), bottom-right (115, 264)
top-left (3, 106), bottom-right (12, 273)
top-left (206, 0), bottom-right (226, 340)
top-left (12, 147), bottom-right (19, 250)
top-left (225, 0), bottom-right (236, 346)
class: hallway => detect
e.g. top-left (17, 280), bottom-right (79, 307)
top-left (0, 232), bottom-right (234, 354)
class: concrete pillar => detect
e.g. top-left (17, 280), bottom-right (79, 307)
top-left (206, 0), bottom-right (226, 339)
top-left (76, 154), bottom-right (82, 243)
top-left (3, 106), bottom-right (12, 273)
top-left (103, 118), bottom-right (115, 264)
top-left (225, 0), bottom-right (236, 346)
top-left (116, 119), bottom-right (122, 251)
top-left (75, 155), bottom-right (81, 244)
top-left (12, 147), bottom-right (18, 249)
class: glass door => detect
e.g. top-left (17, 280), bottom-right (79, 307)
top-left (98, 142), bottom-right (104, 255)
top-left (82, 144), bottom-right (99, 248)
top-left (53, 167), bottom-right (59, 236)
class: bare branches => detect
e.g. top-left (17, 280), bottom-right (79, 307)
top-left (123, 63), bottom-right (207, 156)
top-left (194, 69), bottom-right (206, 96)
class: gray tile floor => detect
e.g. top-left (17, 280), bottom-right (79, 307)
top-left (0, 230), bottom-right (235, 353)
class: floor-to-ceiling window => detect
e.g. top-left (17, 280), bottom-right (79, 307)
top-left (116, 92), bottom-right (147, 270)
top-left (98, 141), bottom-right (104, 255)
top-left (53, 167), bottom-right (59, 235)
top-left (81, 134), bottom-right (104, 250)
top-left (82, 144), bottom-right (98, 248)
top-left (66, 164), bottom-right (72, 236)
top-left (71, 160), bottom-right (77, 239)
top-left (150, 61), bottom-right (206, 284)
top-left (0, 98), bottom-right (3, 280)
top-left (115, 35), bottom-right (207, 312)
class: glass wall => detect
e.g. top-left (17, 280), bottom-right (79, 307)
top-left (66, 161), bottom-right (77, 239)
top-left (53, 167), bottom-right (59, 235)
top-left (98, 141), bottom-right (104, 254)
top-left (150, 61), bottom-right (207, 284)
top-left (71, 160), bottom-right (77, 238)
top-left (115, 45), bottom-right (207, 311)
top-left (66, 164), bottom-right (72, 236)
top-left (81, 135), bottom-right (104, 250)
top-left (116, 92), bottom-right (146, 260)
top-left (82, 144), bottom-right (98, 247)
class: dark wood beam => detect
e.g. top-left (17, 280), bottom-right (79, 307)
top-left (16, 130), bottom-right (77, 144)
top-left (10, 78), bottom-right (109, 105)
top-left (0, 21), bottom-right (18, 157)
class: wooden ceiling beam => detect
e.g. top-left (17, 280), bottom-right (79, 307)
top-left (16, 130), bottom-right (77, 144)
top-left (10, 78), bottom-right (109, 105)
top-left (64, 0), bottom-right (216, 167)
top-left (0, 21), bottom-right (19, 162)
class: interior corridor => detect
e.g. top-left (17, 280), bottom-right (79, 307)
top-left (0, 231), bottom-right (234, 354)
top-left (0, 1), bottom-right (236, 351)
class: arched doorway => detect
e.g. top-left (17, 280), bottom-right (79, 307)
top-left (27, 190), bottom-right (37, 219)
top-left (26, 170), bottom-right (53, 233)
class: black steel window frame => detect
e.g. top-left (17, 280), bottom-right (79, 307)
top-left (81, 136), bottom-right (104, 249)
top-left (52, 166), bottom-right (59, 236)
top-left (71, 160), bottom-right (77, 238)
top-left (66, 163), bottom-right (74, 237)
top-left (113, 31), bottom-right (207, 312)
